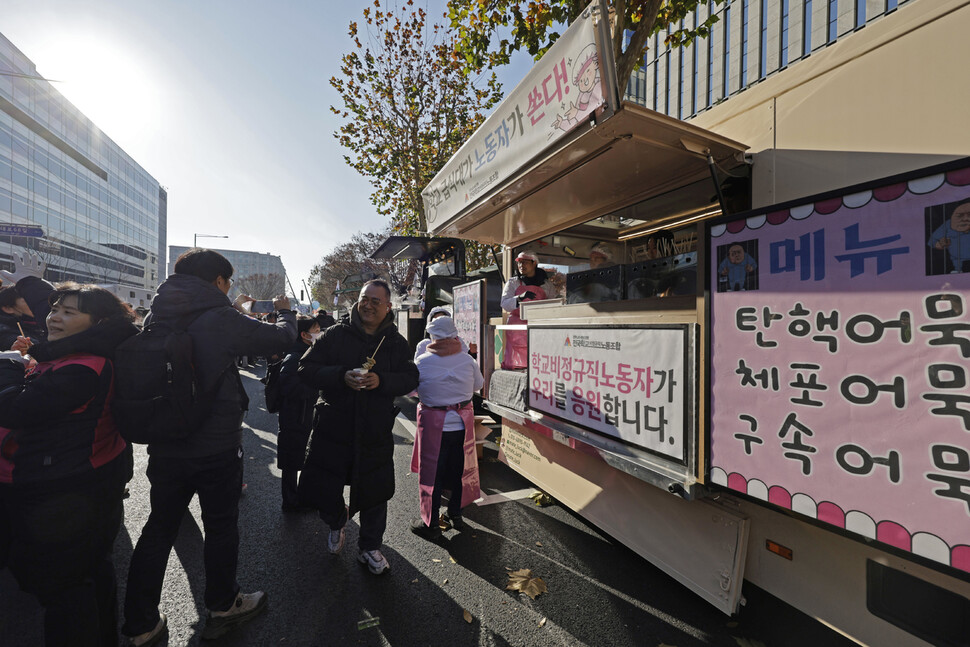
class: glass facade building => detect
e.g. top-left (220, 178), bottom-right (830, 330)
top-left (626, 0), bottom-right (914, 120)
top-left (0, 32), bottom-right (165, 289)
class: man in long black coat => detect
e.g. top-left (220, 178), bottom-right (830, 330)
top-left (298, 279), bottom-right (418, 575)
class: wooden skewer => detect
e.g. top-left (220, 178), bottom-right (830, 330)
top-left (16, 322), bottom-right (26, 339)
top-left (371, 335), bottom-right (385, 358)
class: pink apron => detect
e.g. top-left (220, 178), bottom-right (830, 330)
top-left (502, 284), bottom-right (547, 369)
top-left (410, 402), bottom-right (480, 526)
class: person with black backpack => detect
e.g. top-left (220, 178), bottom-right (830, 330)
top-left (121, 249), bottom-right (296, 646)
top-left (270, 314), bottom-right (322, 512)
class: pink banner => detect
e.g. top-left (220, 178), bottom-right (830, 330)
top-left (710, 165), bottom-right (970, 573)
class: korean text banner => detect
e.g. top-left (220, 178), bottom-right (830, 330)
top-left (422, 9), bottom-right (606, 232)
top-left (709, 165), bottom-right (970, 573)
top-left (529, 325), bottom-right (689, 462)
top-left (452, 280), bottom-right (483, 362)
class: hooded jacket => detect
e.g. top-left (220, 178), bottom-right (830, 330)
top-left (0, 276), bottom-right (54, 351)
top-left (276, 337), bottom-right (318, 471)
top-left (298, 305), bottom-right (418, 513)
top-left (145, 273), bottom-right (297, 458)
top-left (0, 318), bottom-right (138, 486)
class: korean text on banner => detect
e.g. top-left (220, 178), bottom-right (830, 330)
top-left (709, 166), bottom-right (970, 573)
top-left (422, 9), bottom-right (607, 233)
top-left (529, 326), bottom-right (689, 463)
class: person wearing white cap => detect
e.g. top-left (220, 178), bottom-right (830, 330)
top-left (588, 242), bottom-right (615, 269)
top-left (414, 306), bottom-right (468, 359)
top-left (409, 316), bottom-right (484, 539)
top-left (499, 250), bottom-right (559, 369)
top-left (499, 250), bottom-right (558, 314)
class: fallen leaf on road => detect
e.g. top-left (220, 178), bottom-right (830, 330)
top-left (506, 568), bottom-right (548, 599)
top-left (443, 579), bottom-right (448, 584)
top-left (463, 609), bottom-right (473, 623)
top-left (535, 541), bottom-right (543, 547)
top-left (432, 558), bottom-right (442, 563)
top-left (538, 617), bottom-right (547, 628)
top-left (449, 557), bottom-right (457, 563)
top-left (530, 491), bottom-right (554, 507)
top-left (411, 578), bottom-right (418, 583)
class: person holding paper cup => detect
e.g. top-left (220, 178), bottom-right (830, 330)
top-left (297, 279), bottom-right (418, 576)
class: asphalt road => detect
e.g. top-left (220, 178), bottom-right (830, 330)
top-left (1, 366), bottom-right (858, 647)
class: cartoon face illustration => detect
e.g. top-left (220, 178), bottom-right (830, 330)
top-left (577, 60), bottom-right (598, 93)
top-left (951, 202), bottom-right (970, 232)
top-left (728, 245), bottom-right (746, 264)
top-left (573, 45), bottom-right (599, 94)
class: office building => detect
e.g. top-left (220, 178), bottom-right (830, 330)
top-left (0, 32), bottom-right (164, 289)
top-left (623, 0), bottom-right (970, 208)
top-left (168, 245), bottom-right (286, 298)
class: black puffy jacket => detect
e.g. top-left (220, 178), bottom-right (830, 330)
top-left (144, 274), bottom-right (296, 458)
top-left (276, 339), bottom-right (317, 471)
top-left (298, 307), bottom-right (418, 513)
top-left (0, 318), bottom-right (138, 486)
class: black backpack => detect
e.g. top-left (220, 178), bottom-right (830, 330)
top-left (262, 359), bottom-right (283, 413)
top-left (112, 318), bottom-right (226, 444)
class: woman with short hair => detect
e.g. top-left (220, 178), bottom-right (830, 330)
top-left (0, 283), bottom-right (139, 647)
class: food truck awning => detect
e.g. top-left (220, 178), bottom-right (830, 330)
top-left (369, 236), bottom-right (464, 263)
top-left (428, 102), bottom-right (748, 246)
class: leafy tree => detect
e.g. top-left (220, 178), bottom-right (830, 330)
top-left (308, 227), bottom-right (417, 311)
top-left (447, 0), bottom-right (721, 92)
top-left (330, 0), bottom-right (504, 235)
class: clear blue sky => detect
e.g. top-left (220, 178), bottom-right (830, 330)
top-left (3, 0), bottom-right (529, 294)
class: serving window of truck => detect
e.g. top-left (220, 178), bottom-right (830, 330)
top-left (422, 2), bottom-right (970, 644)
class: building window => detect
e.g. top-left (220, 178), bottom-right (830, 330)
top-left (664, 34), bottom-right (671, 115)
top-left (759, 0), bottom-right (768, 79)
top-left (856, 0), bottom-right (866, 27)
top-left (741, 0), bottom-right (749, 87)
top-left (723, 0), bottom-right (731, 97)
top-left (691, 11), bottom-right (698, 115)
top-left (804, 0), bottom-right (813, 55)
top-left (780, 0), bottom-right (790, 66)
top-left (828, 0), bottom-right (838, 43)
top-left (707, 0), bottom-right (715, 106)
top-left (678, 20), bottom-right (686, 118)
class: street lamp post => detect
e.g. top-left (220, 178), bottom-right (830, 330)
top-left (194, 233), bottom-right (228, 248)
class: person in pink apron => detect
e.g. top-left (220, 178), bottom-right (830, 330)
top-left (500, 251), bottom-right (557, 369)
top-left (410, 316), bottom-right (484, 539)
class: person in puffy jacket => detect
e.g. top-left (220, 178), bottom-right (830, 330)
top-left (277, 314), bottom-right (322, 511)
top-left (0, 283), bottom-right (139, 647)
top-left (0, 248), bottom-right (54, 350)
top-left (123, 248), bottom-right (296, 644)
top-left (298, 279), bottom-right (418, 575)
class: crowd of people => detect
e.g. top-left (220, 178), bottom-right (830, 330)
top-left (0, 246), bottom-right (486, 647)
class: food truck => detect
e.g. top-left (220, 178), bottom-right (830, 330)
top-left (421, 4), bottom-right (970, 646)
top-left (369, 235), bottom-right (503, 355)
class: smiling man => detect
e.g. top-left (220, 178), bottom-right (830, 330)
top-left (298, 279), bottom-right (418, 576)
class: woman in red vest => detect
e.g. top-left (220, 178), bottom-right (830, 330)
top-left (0, 283), bottom-right (138, 647)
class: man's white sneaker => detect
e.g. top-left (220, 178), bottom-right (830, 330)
top-left (202, 591), bottom-right (268, 640)
top-left (127, 613), bottom-right (167, 647)
top-left (357, 549), bottom-right (390, 575)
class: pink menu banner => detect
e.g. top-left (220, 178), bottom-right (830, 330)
top-left (710, 164), bottom-right (970, 573)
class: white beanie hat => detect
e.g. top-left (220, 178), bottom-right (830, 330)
top-left (427, 305), bottom-right (453, 319)
top-left (425, 316), bottom-right (458, 340)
